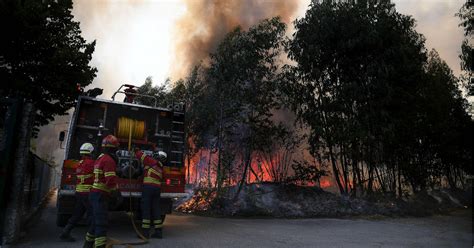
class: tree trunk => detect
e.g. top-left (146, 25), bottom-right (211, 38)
top-left (207, 150), bottom-right (212, 188)
top-left (375, 166), bottom-right (386, 193)
top-left (234, 149), bottom-right (252, 201)
top-left (397, 162), bottom-right (402, 198)
top-left (340, 147), bottom-right (349, 193)
top-left (367, 146), bottom-right (374, 194)
top-left (187, 154), bottom-right (191, 184)
top-left (249, 164), bottom-right (260, 182)
top-left (196, 149), bottom-right (202, 184)
top-left (328, 145), bottom-right (345, 195)
top-left (351, 157), bottom-right (358, 197)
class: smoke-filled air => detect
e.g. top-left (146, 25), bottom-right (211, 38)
top-left (171, 0), bottom-right (301, 79)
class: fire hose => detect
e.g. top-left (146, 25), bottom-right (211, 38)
top-left (105, 121), bottom-right (148, 248)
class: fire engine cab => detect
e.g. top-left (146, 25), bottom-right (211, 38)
top-left (56, 84), bottom-right (187, 226)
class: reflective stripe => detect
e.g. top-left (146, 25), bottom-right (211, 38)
top-left (93, 169), bottom-right (103, 184)
top-left (153, 220), bottom-right (162, 224)
top-left (154, 224), bottom-right (163, 228)
top-left (77, 174), bottom-right (93, 184)
top-left (149, 168), bottom-right (162, 178)
top-left (95, 236), bottom-right (107, 246)
top-left (104, 171), bottom-right (116, 177)
top-left (92, 183), bottom-right (111, 193)
top-left (142, 219), bottom-right (151, 223)
top-left (85, 232), bottom-right (95, 242)
top-left (76, 184), bottom-right (92, 192)
top-left (142, 224), bottom-right (150, 228)
top-left (143, 177), bottom-right (161, 185)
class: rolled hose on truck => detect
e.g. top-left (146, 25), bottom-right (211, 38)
top-left (117, 117), bottom-right (145, 140)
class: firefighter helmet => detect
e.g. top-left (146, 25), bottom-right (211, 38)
top-left (80, 143), bottom-right (94, 155)
top-left (102, 135), bottom-right (120, 148)
top-left (156, 151), bottom-right (167, 161)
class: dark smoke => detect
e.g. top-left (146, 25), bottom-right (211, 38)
top-left (171, 0), bottom-right (301, 79)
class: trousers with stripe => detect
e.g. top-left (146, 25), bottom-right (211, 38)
top-left (88, 191), bottom-right (109, 247)
top-left (141, 185), bottom-right (162, 229)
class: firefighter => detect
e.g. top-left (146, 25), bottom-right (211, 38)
top-left (59, 143), bottom-right (95, 242)
top-left (123, 85), bottom-right (137, 103)
top-left (135, 149), bottom-right (165, 239)
top-left (83, 135), bottom-right (120, 248)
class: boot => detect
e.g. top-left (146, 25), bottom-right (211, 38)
top-left (151, 228), bottom-right (162, 239)
top-left (94, 236), bottom-right (107, 248)
top-left (82, 240), bottom-right (94, 248)
top-left (59, 224), bottom-right (76, 242)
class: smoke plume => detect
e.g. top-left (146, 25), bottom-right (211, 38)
top-left (171, 0), bottom-right (302, 79)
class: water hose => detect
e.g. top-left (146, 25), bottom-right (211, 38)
top-left (105, 121), bottom-right (148, 247)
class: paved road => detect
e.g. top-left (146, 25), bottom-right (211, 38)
top-left (15, 191), bottom-right (472, 248)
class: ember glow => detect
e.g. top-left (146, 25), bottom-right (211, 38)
top-left (184, 147), bottom-right (334, 189)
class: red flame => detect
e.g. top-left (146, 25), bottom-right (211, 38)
top-left (184, 136), bottom-right (333, 187)
top-left (319, 179), bottom-right (331, 188)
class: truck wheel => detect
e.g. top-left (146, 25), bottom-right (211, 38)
top-left (56, 213), bottom-right (71, 227)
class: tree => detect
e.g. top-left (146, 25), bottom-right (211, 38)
top-left (284, 0), bottom-right (453, 196)
top-left (0, 0), bottom-right (97, 135)
top-left (420, 50), bottom-right (472, 188)
top-left (135, 76), bottom-right (170, 107)
top-left (201, 18), bottom-right (287, 197)
top-left (284, 0), bottom-right (472, 196)
top-left (170, 18), bottom-right (288, 198)
top-left (456, 0), bottom-right (473, 95)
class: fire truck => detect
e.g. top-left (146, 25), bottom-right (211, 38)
top-left (56, 85), bottom-right (187, 226)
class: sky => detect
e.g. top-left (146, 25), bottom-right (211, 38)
top-left (71, 0), bottom-right (466, 98)
top-left (35, 0), bottom-right (467, 166)
top-left (71, 0), bottom-right (187, 97)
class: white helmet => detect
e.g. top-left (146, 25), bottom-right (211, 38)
top-left (80, 143), bottom-right (94, 155)
top-left (154, 151), bottom-right (167, 161)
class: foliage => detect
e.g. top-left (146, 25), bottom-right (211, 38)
top-left (0, 0), bottom-right (97, 135)
top-left (283, 0), bottom-right (472, 195)
top-left (138, 1), bottom-right (472, 199)
top-left (290, 160), bottom-right (328, 186)
top-left (456, 0), bottom-right (473, 94)
top-left (135, 76), bottom-right (170, 107)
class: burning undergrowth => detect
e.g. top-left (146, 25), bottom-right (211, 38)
top-left (177, 183), bottom-right (472, 218)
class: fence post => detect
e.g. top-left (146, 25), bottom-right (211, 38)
top-left (2, 102), bottom-right (35, 245)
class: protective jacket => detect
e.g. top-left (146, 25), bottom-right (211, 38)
top-left (75, 157), bottom-right (95, 194)
top-left (135, 150), bottom-right (162, 188)
top-left (91, 153), bottom-right (118, 194)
